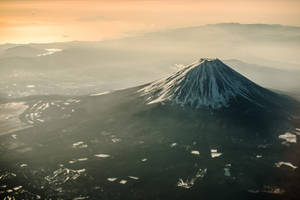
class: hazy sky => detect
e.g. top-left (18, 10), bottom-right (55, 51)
top-left (1, 0), bottom-right (300, 44)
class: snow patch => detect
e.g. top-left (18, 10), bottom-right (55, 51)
top-left (37, 48), bottom-right (62, 56)
top-left (279, 132), bottom-right (297, 143)
top-left (90, 91), bottom-right (111, 96)
top-left (211, 149), bottom-right (222, 158)
top-left (107, 178), bottom-right (117, 182)
top-left (177, 168), bottom-right (207, 189)
top-left (128, 176), bottom-right (139, 180)
top-left (191, 150), bottom-right (200, 155)
top-left (275, 162), bottom-right (297, 169)
top-left (95, 154), bottom-right (110, 158)
top-left (119, 180), bottom-right (127, 184)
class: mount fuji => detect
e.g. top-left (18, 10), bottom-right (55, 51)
top-left (139, 58), bottom-right (287, 110)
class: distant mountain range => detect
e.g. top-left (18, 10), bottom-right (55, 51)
top-left (0, 23), bottom-right (300, 99)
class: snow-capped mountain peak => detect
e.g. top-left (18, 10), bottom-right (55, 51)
top-left (139, 58), bottom-right (279, 109)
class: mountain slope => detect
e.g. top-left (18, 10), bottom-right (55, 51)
top-left (0, 60), bottom-right (300, 199)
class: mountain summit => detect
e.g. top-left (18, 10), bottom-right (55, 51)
top-left (139, 58), bottom-right (282, 109)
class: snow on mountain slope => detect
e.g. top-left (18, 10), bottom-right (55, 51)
top-left (139, 58), bottom-right (280, 109)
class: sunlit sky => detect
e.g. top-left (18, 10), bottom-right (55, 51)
top-left (1, 0), bottom-right (300, 44)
